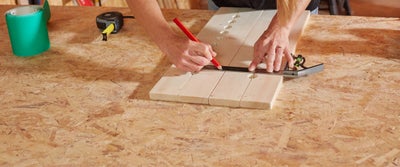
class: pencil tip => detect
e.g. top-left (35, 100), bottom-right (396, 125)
top-left (217, 66), bottom-right (223, 70)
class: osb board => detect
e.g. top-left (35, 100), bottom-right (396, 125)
top-left (0, 5), bottom-right (399, 166)
top-left (150, 8), bottom-right (310, 109)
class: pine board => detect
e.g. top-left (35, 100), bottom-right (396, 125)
top-left (150, 7), bottom-right (310, 109)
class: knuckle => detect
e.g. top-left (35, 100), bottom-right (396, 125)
top-left (202, 59), bottom-right (210, 65)
top-left (266, 61), bottom-right (274, 66)
top-left (194, 66), bottom-right (202, 72)
top-left (175, 64), bottom-right (184, 70)
top-left (200, 45), bottom-right (208, 52)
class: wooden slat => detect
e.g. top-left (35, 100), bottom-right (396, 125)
top-left (178, 70), bottom-right (224, 104)
top-left (197, 8), bottom-right (261, 65)
top-left (149, 66), bottom-right (191, 102)
top-left (240, 74), bottom-right (283, 109)
top-left (229, 10), bottom-right (276, 68)
top-left (199, 8), bottom-right (263, 65)
top-left (209, 71), bottom-right (251, 107)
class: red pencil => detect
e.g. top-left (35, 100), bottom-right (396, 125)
top-left (173, 18), bottom-right (222, 70)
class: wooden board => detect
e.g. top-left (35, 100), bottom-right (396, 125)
top-left (150, 7), bottom-right (310, 109)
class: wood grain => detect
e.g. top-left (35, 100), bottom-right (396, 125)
top-left (209, 71), bottom-right (251, 107)
top-left (350, 0), bottom-right (400, 17)
top-left (149, 66), bottom-right (191, 102)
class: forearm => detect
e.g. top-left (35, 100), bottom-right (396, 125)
top-left (250, 0), bottom-right (311, 72)
top-left (276, 0), bottom-right (311, 30)
top-left (126, 0), bottom-right (175, 47)
top-left (126, 0), bottom-right (215, 72)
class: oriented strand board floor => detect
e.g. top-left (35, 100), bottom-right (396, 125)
top-left (0, 6), bottom-right (399, 166)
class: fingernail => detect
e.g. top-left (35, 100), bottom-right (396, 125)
top-left (248, 66), bottom-right (255, 72)
top-left (267, 67), bottom-right (273, 73)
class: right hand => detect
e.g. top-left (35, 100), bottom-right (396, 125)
top-left (249, 15), bottom-right (294, 73)
top-left (159, 35), bottom-right (217, 72)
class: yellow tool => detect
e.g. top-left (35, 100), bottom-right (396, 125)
top-left (96, 11), bottom-right (123, 41)
top-left (96, 11), bottom-right (135, 41)
top-left (101, 23), bottom-right (115, 41)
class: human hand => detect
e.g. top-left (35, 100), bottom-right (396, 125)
top-left (159, 34), bottom-right (217, 72)
top-left (248, 17), bottom-right (294, 73)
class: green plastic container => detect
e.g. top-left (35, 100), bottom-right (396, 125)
top-left (5, 0), bottom-right (51, 57)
